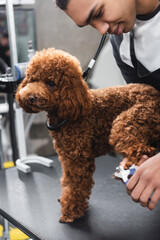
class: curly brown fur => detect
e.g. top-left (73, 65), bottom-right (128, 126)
top-left (16, 48), bottom-right (160, 223)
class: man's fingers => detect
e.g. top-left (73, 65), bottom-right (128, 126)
top-left (126, 171), bottom-right (140, 195)
top-left (121, 155), bottom-right (149, 199)
top-left (139, 186), bottom-right (154, 207)
top-left (137, 155), bottom-right (149, 166)
top-left (120, 158), bottom-right (128, 168)
top-left (128, 181), bottom-right (146, 202)
top-left (147, 188), bottom-right (160, 210)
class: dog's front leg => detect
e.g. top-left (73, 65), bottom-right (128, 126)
top-left (58, 156), bottom-right (95, 223)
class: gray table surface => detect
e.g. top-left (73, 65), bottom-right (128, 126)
top-left (0, 154), bottom-right (160, 240)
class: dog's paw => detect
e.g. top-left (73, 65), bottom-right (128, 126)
top-left (59, 215), bottom-right (75, 223)
top-left (120, 155), bottom-right (149, 169)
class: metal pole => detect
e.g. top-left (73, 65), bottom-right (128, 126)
top-left (0, 115), bottom-right (4, 168)
top-left (6, 0), bottom-right (18, 69)
top-left (5, 0), bottom-right (53, 173)
top-left (6, 0), bottom-right (27, 159)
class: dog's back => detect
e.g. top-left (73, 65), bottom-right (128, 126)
top-left (84, 83), bottom-right (160, 157)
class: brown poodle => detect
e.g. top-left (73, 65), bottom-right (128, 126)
top-left (16, 48), bottom-right (160, 223)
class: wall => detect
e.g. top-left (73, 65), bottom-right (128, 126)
top-left (15, 0), bottom-right (124, 85)
top-left (34, 0), bottom-right (125, 87)
top-left (90, 40), bottom-right (125, 88)
top-left (34, 0), bottom-right (101, 69)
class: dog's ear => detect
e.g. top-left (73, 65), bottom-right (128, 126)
top-left (17, 76), bottom-right (28, 89)
top-left (16, 66), bottom-right (32, 92)
top-left (59, 73), bottom-right (92, 120)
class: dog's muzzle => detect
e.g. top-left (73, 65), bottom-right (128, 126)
top-left (28, 95), bottom-right (37, 103)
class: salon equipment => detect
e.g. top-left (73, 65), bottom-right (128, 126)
top-left (114, 164), bottom-right (138, 185)
top-left (0, 66), bottom-right (18, 163)
top-left (0, 67), bottom-right (16, 93)
top-left (15, 40), bottom-right (35, 81)
top-left (5, 0), bottom-right (53, 173)
top-left (0, 93), bottom-right (13, 169)
top-left (14, 62), bottom-right (28, 81)
top-left (83, 34), bottom-right (109, 80)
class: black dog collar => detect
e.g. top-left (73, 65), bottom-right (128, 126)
top-left (46, 119), bottom-right (67, 131)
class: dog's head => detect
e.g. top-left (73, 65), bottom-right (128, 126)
top-left (16, 48), bottom-right (91, 120)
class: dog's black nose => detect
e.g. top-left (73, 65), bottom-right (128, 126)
top-left (28, 95), bottom-right (37, 103)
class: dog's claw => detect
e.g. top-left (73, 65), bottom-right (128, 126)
top-left (59, 219), bottom-right (66, 224)
top-left (59, 215), bottom-right (74, 223)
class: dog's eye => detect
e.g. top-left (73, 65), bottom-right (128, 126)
top-left (48, 81), bottom-right (55, 87)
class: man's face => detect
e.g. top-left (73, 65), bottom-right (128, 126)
top-left (65, 0), bottom-right (137, 35)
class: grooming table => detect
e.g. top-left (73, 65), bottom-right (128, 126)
top-left (0, 154), bottom-right (160, 240)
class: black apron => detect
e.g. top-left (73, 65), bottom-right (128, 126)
top-left (130, 30), bottom-right (160, 91)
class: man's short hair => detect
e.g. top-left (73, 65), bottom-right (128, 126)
top-left (55, 0), bottom-right (70, 10)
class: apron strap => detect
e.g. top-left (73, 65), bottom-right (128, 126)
top-left (129, 30), bottom-right (160, 92)
top-left (130, 30), bottom-right (150, 76)
top-left (130, 30), bottom-right (138, 70)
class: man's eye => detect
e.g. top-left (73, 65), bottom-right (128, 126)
top-left (95, 10), bottom-right (102, 18)
top-left (48, 82), bottom-right (55, 87)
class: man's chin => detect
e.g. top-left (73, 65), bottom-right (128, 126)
top-left (124, 22), bottom-right (135, 33)
top-left (123, 26), bottom-right (131, 33)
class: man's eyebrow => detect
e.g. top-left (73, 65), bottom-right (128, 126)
top-left (77, 4), bottom-right (97, 27)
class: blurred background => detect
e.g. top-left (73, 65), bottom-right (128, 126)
top-left (0, 0), bottom-right (124, 159)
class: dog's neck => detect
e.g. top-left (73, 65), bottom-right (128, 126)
top-left (46, 111), bottom-right (68, 132)
top-left (46, 118), bottom-right (67, 131)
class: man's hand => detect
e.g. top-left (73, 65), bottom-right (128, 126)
top-left (123, 153), bottom-right (160, 210)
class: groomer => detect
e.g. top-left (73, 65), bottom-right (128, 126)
top-left (55, 0), bottom-right (160, 211)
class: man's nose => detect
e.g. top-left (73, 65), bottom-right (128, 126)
top-left (94, 22), bottom-right (110, 35)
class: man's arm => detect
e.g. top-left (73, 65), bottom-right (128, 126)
top-left (111, 35), bottom-right (160, 210)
